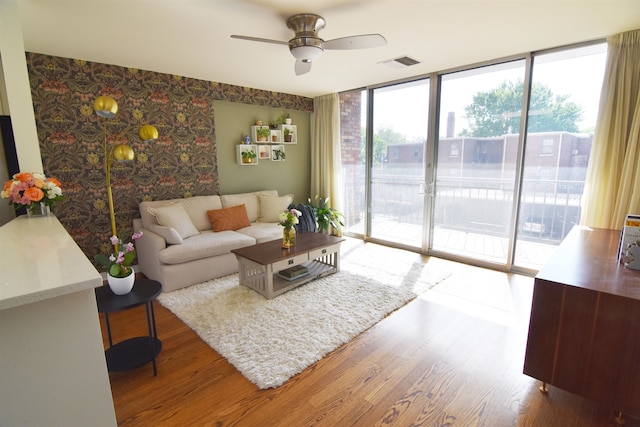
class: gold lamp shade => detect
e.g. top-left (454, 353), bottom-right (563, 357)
top-left (94, 96), bottom-right (118, 119)
top-left (138, 124), bottom-right (159, 142)
top-left (112, 144), bottom-right (135, 161)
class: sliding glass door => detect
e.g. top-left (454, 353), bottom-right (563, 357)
top-left (432, 61), bottom-right (525, 264)
top-left (369, 80), bottom-right (430, 248)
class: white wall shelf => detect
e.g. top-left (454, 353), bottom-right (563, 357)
top-left (278, 124), bottom-right (297, 144)
top-left (236, 144), bottom-right (258, 165)
top-left (271, 144), bottom-right (285, 161)
top-left (251, 125), bottom-right (271, 143)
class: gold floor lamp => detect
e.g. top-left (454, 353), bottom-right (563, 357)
top-left (94, 95), bottom-right (158, 252)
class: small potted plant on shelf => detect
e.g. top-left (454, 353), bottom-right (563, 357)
top-left (284, 127), bottom-right (294, 142)
top-left (256, 127), bottom-right (270, 142)
top-left (241, 150), bottom-right (257, 163)
top-left (273, 149), bottom-right (285, 161)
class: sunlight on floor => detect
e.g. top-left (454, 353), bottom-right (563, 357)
top-left (420, 257), bottom-right (534, 329)
top-left (341, 236), bottom-right (535, 329)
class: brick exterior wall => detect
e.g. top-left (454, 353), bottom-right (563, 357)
top-left (339, 91), bottom-right (364, 227)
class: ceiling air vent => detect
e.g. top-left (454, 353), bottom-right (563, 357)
top-left (380, 55), bottom-right (421, 69)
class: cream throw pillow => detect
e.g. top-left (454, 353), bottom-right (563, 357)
top-left (258, 194), bottom-right (294, 222)
top-left (148, 223), bottom-right (184, 245)
top-left (148, 203), bottom-right (199, 239)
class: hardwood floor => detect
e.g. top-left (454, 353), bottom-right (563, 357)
top-left (101, 240), bottom-right (640, 426)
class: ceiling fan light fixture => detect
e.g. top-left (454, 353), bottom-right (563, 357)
top-left (290, 45), bottom-right (323, 62)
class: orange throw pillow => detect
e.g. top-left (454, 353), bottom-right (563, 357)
top-left (207, 204), bottom-right (251, 231)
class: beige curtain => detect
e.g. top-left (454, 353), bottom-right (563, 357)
top-left (581, 29), bottom-right (640, 229)
top-left (310, 93), bottom-right (342, 212)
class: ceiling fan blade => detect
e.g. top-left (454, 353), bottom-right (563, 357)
top-left (295, 60), bottom-right (312, 76)
top-left (230, 35), bottom-right (290, 46)
top-left (323, 34), bottom-right (387, 50)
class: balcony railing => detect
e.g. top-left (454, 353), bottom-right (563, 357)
top-left (364, 171), bottom-right (584, 245)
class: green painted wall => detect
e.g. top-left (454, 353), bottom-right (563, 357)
top-left (215, 100), bottom-right (311, 204)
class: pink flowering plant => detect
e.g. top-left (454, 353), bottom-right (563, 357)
top-left (1, 171), bottom-right (63, 214)
top-left (95, 232), bottom-right (143, 278)
top-left (278, 208), bottom-right (302, 230)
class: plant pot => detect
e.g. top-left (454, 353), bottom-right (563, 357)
top-left (257, 136), bottom-right (267, 142)
top-left (285, 118), bottom-right (292, 125)
top-left (107, 271), bottom-right (135, 295)
top-left (284, 135), bottom-right (293, 142)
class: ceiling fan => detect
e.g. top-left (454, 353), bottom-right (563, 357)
top-left (231, 13), bottom-right (386, 76)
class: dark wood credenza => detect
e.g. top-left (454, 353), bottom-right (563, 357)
top-left (523, 226), bottom-right (640, 418)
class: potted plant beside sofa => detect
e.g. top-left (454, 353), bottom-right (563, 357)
top-left (307, 196), bottom-right (344, 236)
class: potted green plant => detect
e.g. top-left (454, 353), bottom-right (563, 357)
top-left (256, 127), bottom-right (270, 142)
top-left (273, 149), bottom-right (285, 160)
top-left (284, 127), bottom-right (294, 142)
top-left (241, 150), bottom-right (256, 163)
top-left (307, 196), bottom-right (344, 236)
top-left (276, 111), bottom-right (290, 125)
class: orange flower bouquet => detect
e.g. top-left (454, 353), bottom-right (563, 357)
top-left (1, 172), bottom-right (63, 215)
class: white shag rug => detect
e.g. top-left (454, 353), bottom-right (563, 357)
top-left (158, 241), bottom-right (451, 389)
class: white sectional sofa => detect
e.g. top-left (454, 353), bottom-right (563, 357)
top-left (133, 190), bottom-right (293, 292)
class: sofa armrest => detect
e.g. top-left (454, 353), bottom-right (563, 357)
top-left (133, 218), bottom-right (167, 282)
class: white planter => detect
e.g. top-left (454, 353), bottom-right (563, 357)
top-left (107, 272), bottom-right (135, 295)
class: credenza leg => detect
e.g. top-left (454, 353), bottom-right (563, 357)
top-left (615, 412), bottom-right (626, 425)
top-left (539, 382), bottom-right (548, 394)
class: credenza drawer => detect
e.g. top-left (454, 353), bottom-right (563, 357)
top-left (272, 254), bottom-right (308, 272)
top-left (309, 243), bottom-right (341, 260)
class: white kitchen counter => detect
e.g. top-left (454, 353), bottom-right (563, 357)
top-left (0, 215), bottom-right (102, 310)
top-left (0, 215), bottom-right (117, 426)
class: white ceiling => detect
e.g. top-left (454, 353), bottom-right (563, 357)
top-left (18, 0), bottom-right (640, 99)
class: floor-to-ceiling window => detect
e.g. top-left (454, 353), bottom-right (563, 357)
top-left (432, 60), bottom-right (525, 264)
top-left (512, 43), bottom-right (607, 270)
top-left (340, 41), bottom-right (606, 272)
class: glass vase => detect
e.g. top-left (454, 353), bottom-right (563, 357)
top-left (282, 226), bottom-right (296, 248)
top-left (26, 202), bottom-right (50, 217)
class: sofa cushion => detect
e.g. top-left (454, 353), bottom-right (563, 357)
top-left (158, 230), bottom-right (255, 265)
top-left (139, 195), bottom-right (222, 231)
top-left (148, 203), bottom-right (199, 239)
top-left (179, 195), bottom-right (223, 231)
top-left (221, 190), bottom-right (278, 222)
top-left (148, 223), bottom-right (184, 245)
top-left (258, 194), bottom-right (294, 222)
top-left (207, 204), bottom-right (251, 232)
top-left (236, 222), bottom-right (283, 244)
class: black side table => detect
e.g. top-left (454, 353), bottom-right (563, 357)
top-left (95, 279), bottom-right (162, 376)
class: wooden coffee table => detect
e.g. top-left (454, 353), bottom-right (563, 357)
top-left (231, 233), bottom-right (344, 299)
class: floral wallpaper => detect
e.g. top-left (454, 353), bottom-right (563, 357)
top-left (26, 52), bottom-right (313, 264)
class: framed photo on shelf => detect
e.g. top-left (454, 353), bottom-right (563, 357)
top-left (258, 145), bottom-right (271, 160)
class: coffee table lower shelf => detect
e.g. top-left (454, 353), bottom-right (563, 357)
top-left (239, 259), bottom-right (339, 299)
top-left (272, 260), bottom-right (334, 294)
